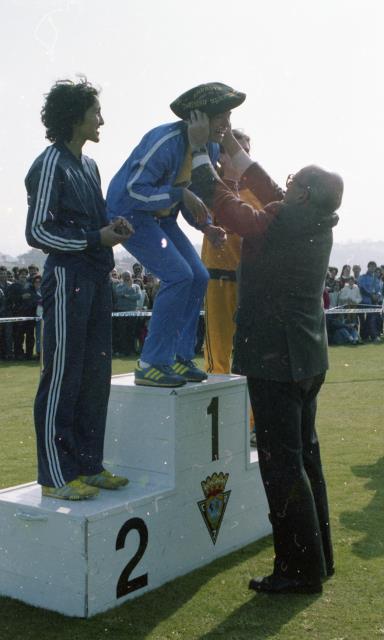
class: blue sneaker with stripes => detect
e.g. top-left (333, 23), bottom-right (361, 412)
top-left (172, 357), bottom-right (208, 382)
top-left (134, 361), bottom-right (186, 387)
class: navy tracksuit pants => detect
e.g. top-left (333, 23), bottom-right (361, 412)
top-left (35, 266), bottom-right (112, 487)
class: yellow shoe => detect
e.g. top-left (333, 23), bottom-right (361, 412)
top-left (42, 479), bottom-right (99, 500)
top-left (79, 469), bottom-right (129, 490)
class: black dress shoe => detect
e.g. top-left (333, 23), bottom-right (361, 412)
top-left (326, 566), bottom-right (335, 578)
top-left (249, 574), bottom-right (323, 594)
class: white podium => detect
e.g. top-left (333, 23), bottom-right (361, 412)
top-left (0, 374), bottom-right (270, 617)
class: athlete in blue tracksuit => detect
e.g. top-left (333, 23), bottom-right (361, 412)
top-left (25, 79), bottom-right (132, 499)
top-left (107, 121), bottom-right (217, 385)
top-left (106, 82), bottom-right (245, 387)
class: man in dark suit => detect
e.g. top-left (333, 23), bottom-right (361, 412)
top-left (188, 112), bottom-right (343, 594)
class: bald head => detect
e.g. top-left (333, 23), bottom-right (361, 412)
top-left (232, 129), bottom-right (251, 154)
top-left (294, 165), bottom-right (344, 212)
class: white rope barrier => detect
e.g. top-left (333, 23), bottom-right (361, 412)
top-left (0, 306), bottom-right (382, 324)
top-left (112, 311), bottom-right (153, 317)
top-left (0, 316), bottom-right (41, 323)
top-left (0, 312), bottom-right (152, 323)
top-left (326, 305), bottom-right (383, 315)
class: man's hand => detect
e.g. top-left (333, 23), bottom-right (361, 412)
top-left (219, 150), bottom-right (242, 181)
top-left (222, 128), bottom-right (243, 157)
top-left (204, 224), bottom-right (227, 248)
top-left (182, 188), bottom-right (210, 225)
top-left (188, 110), bottom-right (210, 149)
top-left (100, 221), bottom-right (134, 248)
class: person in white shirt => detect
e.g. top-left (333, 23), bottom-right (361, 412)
top-left (338, 276), bottom-right (362, 306)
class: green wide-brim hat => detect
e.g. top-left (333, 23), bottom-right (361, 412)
top-left (170, 82), bottom-right (246, 120)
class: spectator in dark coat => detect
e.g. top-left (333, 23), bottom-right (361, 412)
top-left (114, 271), bottom-right (141, 355)
top-left (7, 267), bottom-right (36, 359)
top-left (0, 266), bottom-right (13, 359)
top-left (358, 261), bottom-right (383, 342)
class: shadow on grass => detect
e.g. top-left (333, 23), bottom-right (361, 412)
top-left (200, 591), bottom-right (322, 640)
top-left (325, 377), bottom-right (384, 385)
top-left (339, 456), bottom-right (384, 558)
top-left (0, 536), bottom-right (302, 640)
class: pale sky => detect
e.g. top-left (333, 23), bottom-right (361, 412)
top-left (1, 0), bottom-right (383, 257)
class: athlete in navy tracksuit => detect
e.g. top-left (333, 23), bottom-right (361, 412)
top-left (25, 79), bottom-right (132, 499)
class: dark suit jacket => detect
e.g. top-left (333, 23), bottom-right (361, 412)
top-left (192, 161), bottom-right (338, 382)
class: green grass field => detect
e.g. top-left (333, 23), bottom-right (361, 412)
top-left (0, 346), bottom-right (384, 640)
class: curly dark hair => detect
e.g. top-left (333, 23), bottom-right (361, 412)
top-left (41, 78), bottom-right (100, 142)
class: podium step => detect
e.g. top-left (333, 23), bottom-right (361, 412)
top-left (0, 374), bottom-right (270, 617)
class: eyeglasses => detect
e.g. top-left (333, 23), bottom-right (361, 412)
top-left (286, 173), bottom-right (311, 193)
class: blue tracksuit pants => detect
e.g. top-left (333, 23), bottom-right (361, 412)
top-left (123, 215), bottom-right (209, 365)
top-left (34, 265), bottom-right (112, 487)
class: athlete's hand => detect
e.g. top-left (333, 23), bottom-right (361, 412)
top-left (111, 217), bottom-right (134, 236)
top-left (100, 222), bottom-right (134, 247)
top-left (204, 225), bottom-right (227, 248)
top-left (182, 188), bottom-right (210, 225)
top-left (188, 110), bottom-right (210, 149)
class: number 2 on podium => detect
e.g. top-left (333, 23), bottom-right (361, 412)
top-left (116, 517), bottom-right (148, 598)
top-left (115, 396), bottom-right (220, 599)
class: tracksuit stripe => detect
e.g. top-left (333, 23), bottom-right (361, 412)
top-left (32, 149), bottom-right (68, 250)
top-left (45, 266), bottom-right (66, 486)
top-left (35, 151), bottom-right (74, 248)
top-left (43, 267), bottom-right (62, 486)
top-left (44, 267), bottom-right (66, 487)
top-left (37, 148), bottom-right (58, 225)
top-left (32, 147), bottom-right (87, 251)
top-left (37, 148), bottom-right (86, 247)
top-left (50, 267), bottom-right (67, 485)
top-left (127, 129), bottom-right (181, 204)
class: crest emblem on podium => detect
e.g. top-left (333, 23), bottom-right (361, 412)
top-left (197, 472), bottom-right (231, 545)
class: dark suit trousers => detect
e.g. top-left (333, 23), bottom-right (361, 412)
top-left (247, 374), bottom-right (333, 583)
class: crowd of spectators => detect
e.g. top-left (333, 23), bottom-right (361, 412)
top-left (1, 260), bottom-right (383, 360)
top-left (0, 261), bottom-right (160, 361)
top-left (110, 263), bottom-right (160, 356)
top-left (0, 264), bottom-right (42, 360)
top-left (324, 261), bottom-right (384, 345)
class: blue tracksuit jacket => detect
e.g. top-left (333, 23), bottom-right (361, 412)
top-left (106, 120), bottom-right (219, 224)
top-left (105, 121), bottom-right (219, 366)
